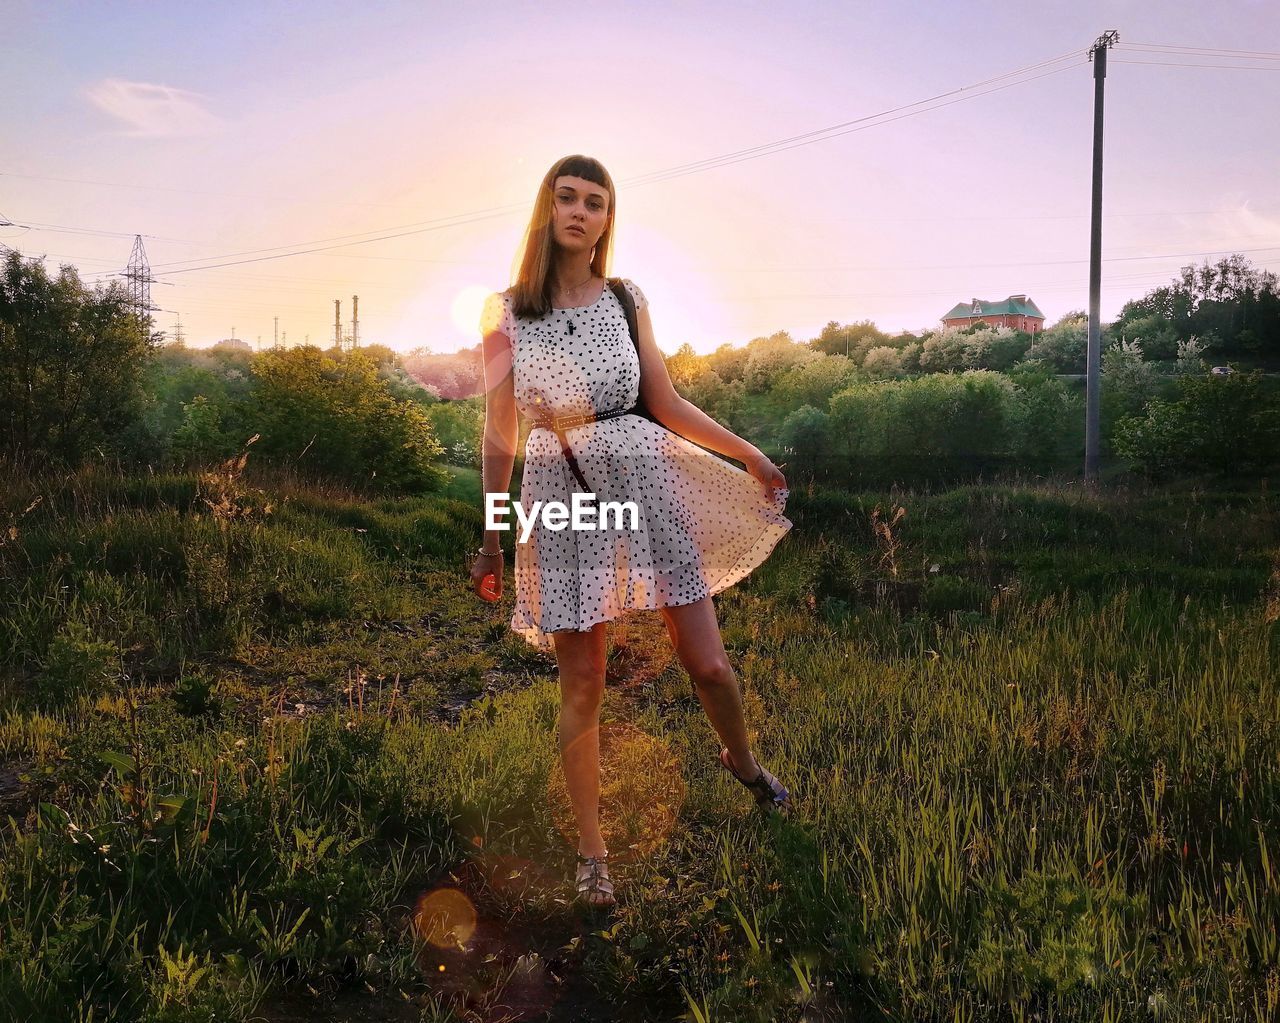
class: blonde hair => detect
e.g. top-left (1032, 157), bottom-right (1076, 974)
top-left (507, 154), bottom-right (616, 319)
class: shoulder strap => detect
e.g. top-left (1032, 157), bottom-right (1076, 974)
top-left (607, 277), bottom-right (639, 356)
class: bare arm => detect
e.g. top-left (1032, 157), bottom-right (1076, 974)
top-left (479, 325), bottom-right (519, 552)
top-left (634, 304), bottom-right (761, 465)
top-left (632, 300), bottom-right (787, 501)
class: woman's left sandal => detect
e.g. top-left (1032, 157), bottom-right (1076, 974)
top-left (575, 852), bottom-right (616, 909)
top-left (720, 747), bottom-right (792, 816)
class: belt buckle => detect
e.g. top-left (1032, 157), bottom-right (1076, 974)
top-left (555, 412), bottom-right (590, 431)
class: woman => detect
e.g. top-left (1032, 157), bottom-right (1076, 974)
top-left (471, 154), bottom-right (793, 910)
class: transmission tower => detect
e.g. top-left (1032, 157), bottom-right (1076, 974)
top-left (352, 294), bottom-right (359, 348)
top-left (123, 234), bottom-right (158, 330)
top-left (172, 312), bottom-right (185, 345)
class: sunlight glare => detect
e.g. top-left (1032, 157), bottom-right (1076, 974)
top-left (452, 284), bottom-right (493, 340)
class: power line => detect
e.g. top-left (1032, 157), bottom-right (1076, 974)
top-left (1111, 59), bottom-right (1280, 71)
top-left (22, 239), bottom-right (1280, 285)
top-left (1116, 41), bottom-right (1280, 59)
top-left (625, 49), bottom-right (1085, 187)
top-left (0, 170), bottom-right (462, 212)
top-left (91, 49), bottom-right (1092, 278)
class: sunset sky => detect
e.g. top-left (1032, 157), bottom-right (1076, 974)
top-left (3, 0), bottom-right (1278, 354)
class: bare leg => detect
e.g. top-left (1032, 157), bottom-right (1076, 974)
top-left (659, 596), bottom-right (761, 780)
top-left (551, 621), bottom-right (610, 857)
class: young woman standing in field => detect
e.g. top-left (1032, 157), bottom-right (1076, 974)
top-left (471, 154), bottom-right (793, 909)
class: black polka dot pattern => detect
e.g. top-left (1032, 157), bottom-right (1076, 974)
top-left (479, 277), bottom-right (793, 652)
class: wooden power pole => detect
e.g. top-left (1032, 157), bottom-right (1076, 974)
top-left (1085, 30), bottom-right (1118, 482)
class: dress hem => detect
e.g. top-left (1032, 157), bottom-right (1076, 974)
top-left (508, 514), bottom-right (792, 652)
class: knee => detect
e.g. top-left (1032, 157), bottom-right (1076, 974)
top-left (688, 656), bottom-right (736, 692)
top-left (559, 672), bottom-right (605, 715)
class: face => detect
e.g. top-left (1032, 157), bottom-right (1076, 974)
top-left (551, 174), bottom-right (610, 253)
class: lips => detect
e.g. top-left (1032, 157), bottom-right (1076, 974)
top-left (567, 225), bottom-right (585, 235)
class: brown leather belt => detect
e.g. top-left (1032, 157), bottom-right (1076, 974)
top-left (531, 404), bottom-right (638, 492)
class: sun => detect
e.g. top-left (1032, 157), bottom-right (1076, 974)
top-left (452, 285), bottom-right (494, 341)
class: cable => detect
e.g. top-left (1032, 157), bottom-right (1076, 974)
top-left (114, 49), bottom-right (1091, 277)
top-left (627, 62), bottom-right (1085, 188)
top-left (625, 49), bottom-right (1084, 186)
top-left (1116, 41), bottom-right (1280, 59)
top-left (0, 171), bottom-right (460, 212)
top-left (1111, 59), bottom-right (1280, 71)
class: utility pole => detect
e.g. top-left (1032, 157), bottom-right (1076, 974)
top-left (352, 294), bottom-right (359, 348)
top-left (274, 316), bottom-right (279, 347)
top-left (334, 299), bottom-right (342, 349)
top-left (1085, 30), bottom-right (1118, 483)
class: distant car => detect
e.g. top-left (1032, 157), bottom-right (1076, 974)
top-left (1210, 365), bottom-right (1235, 376)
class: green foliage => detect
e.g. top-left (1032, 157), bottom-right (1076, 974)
top-left (860, 346), bottom-right (905, 378)
top-left (967, 868), bottom-right (1150, 1001)
top-left (777, 405), bottom-right (830, 480)
top-left (37, 619), bottom-right (117, 708)
top-left (2, 469), bottom-right (1279, 1020)
top-left (810, 318), bottom-right (890, 360)
top-left (1113, 368), bottom-right (1280, 477)
top-left (826, 371), bottom-right (1028, 481)
top-left (741, 331), bottom-right (815, 394)
top-left (1025, 314), bottom-right (1088, 373)
top-left (246, 346), bottom-right (447, 492)
top-left (0, 249), bottom-right (157, 462)
top-left (1113, 253), bottom-right (1280, 359)
top-left (771, 352), bottom-right (858, 406)
top-left (423, 397), bottom-right (484, 467)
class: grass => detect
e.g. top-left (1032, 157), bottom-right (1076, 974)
top-left (1, 456), bottom-right (1278, 1021)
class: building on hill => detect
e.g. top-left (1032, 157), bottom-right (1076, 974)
top-left (941, 295), bottom-right (1045, 333)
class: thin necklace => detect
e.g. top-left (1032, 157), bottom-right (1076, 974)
top-left (556, 271), bottom-right (596, 336)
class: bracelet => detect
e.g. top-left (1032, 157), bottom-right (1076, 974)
top-left (476, 545), bottom-right (503, 557)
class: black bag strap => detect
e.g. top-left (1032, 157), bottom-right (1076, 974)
top-left (606, 277), bottom-right (658, 423)
top-left (606, 276), bottom-right (639, 354)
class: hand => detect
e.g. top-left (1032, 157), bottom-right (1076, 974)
top-left (743, 451), bottom-right (788, 504)
top-left (470, 550), bottom-right (504, 602)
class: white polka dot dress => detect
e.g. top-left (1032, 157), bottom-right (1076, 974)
top-left (479, 277), bottom-right (792, 653)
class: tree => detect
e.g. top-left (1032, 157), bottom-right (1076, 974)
top-left (0, 250), bottom-right (158, 462)
top-left (1025, 315), bottom-right (1088, 373)
top-left (811, 319), bottom-right (889, 359)
top-left (665, 342), bottom-right (705, 393)
top-left (1113, 368), bottom-right (1280, 477)
top-left (861, 346), bottom-right (905, 378)
top-left (247, 346), bottom-right (447, 492)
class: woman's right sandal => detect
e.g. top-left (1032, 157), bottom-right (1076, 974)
top-left (575, 851), bottom-right (616, 909)
top-left (720, 747), bottom-right (792, 816)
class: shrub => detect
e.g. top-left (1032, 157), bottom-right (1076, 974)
top-left (246, 347), bottom-right (447, 493)
top-left (1113, 368), bottom-right (1280, 477)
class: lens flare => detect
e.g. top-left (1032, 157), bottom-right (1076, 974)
top-left (413, 886), bottom-right (477, 948)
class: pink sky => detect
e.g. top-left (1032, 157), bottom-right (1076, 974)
top-left (3, 0), bottom-right (1279, 353)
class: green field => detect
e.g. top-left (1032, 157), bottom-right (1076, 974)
top-left (1, 462), bottom-right (1277, 1021)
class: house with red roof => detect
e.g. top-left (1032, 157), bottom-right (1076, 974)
top-left (941, 295), bottom-right (1045, 333)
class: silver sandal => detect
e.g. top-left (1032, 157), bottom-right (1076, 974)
top-left (720, 747), bottom-right (792, 816)
top-left (575, 851), bottom-right (616, 909)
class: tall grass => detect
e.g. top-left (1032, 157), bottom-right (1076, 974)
top-left (1, 460), bottom-right (1277, 1020)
